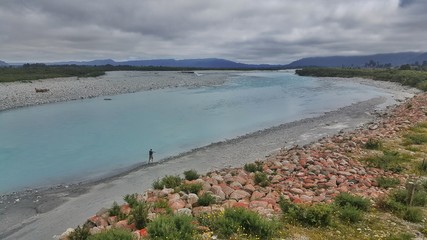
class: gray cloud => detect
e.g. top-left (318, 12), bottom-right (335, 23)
top-left (0, 0), bottom-right (426, 64)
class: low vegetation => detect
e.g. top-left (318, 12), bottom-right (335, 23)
top-left (152, 175), bottom-right (182, 189)
top-left (296, 67), bottom-right (427, 91)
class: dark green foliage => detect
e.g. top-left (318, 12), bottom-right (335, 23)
top-left (364, 138), bottom-right (383, 150)
top-left (198, 207), bottom-right (279, 239)
top-left (183, 169), bottom-right (199, 181)
top-left (386, 232), bottom-right (414, 240)
top-left (363, 151), bottom-right (411, 173)
top-left (254, 172), bottom-right (270, 187)
top-left (295, 68), bottom-right (427, 91)
top-left (403, 207), bottom-right (424, 223)
top-left (130, 201), bottom-right (150, 229)
top-left (152, 175), bottom-right (182, 189)
top-left (88, 228), bottom-right (135, 240)
top-left (418, 159), bottom-right (427, 173)
top-left (124, 193), bottom-right (139, 208)
top-left (338, 205), bottom-right (363, 223)
top-left (376, 177), bottom-right (400, 189)
top-left (404, 133), bottom-right (427, 145)
top-left (68, 225), bottom-right (90, 240)
top-left (279, 197), bottom-right (333, 227)
top-left (244, 161), bottom-right (264, 173)
top-left (197, 192), bottom-right (216, 206)
top-left (109, 201), bottom-right (121, 216)
top-left (178, 183), bottom-right (203, 194)
top-left (147, 214), bottom-right (195, 240)
top-left (334, 192), bottom-right (370, 212)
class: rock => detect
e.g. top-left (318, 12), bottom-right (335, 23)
top-left (290, 188), bottom-right (304, 195)
top-left (210, 185), bottom-right (226, 200)
top-left (220, 183), bottom-right (234, 197)
top-left (251, 191), bottom-right (266, 201)
top-left (90, 226), bottom-right (103, 235)
top-left (230, 181), bottom-right (243, 189)
top-left (58, 228), bottom-right (75, 240)
top-left (187, 193), bottom-right (199, 205)
top-left (177, 208), bottom-right (192, 215)
top-left (230, 190), bottom-right (251, 200)
top-left (169, 199), bottom-right (186, 210)
top-left (192, 206), bottom-right (212, 216)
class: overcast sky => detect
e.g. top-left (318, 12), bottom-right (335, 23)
top-left (0, 0), bottom-right (426, 64)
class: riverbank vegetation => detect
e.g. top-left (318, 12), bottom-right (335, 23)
top-left (0, 64), bottom-right (280, 83)
top-left (296, 68), bottom-right (427, 91)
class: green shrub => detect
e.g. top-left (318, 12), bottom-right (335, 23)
top-left (279, 197), bottom-right (333, 227)
top-left (129, 201), bottom-right (150, 229)
top-left (376, 177), bottom-right (400, 189)
top-left (197, 192), bottom-right (216, 206)
top-left (418, 159), bottom-right (427, 173)
top-left (183, 169), bottom-right (199, 181)
top-left (376, 196), bottom-right (406, 214)
top-left (334, 192), bottom-right (370, 212)
top-left (69, 225), bottom-right (90, 240)
top-left (386, 232), bottom-right (414, 240)
top-left (413, 190), bottom-right (427, 206)
top-left (88, 228), bottom-right (135, 240)
top-left (178, 183), bottom-right (203, 194)
top-left (147, 214), bottom-right (195, 240)
top-left (364, 138), bottom-right (382, 150)
top-left (362, 151), bottom-right (411, 173)
top-left (152, 175), bottom-right (182, 189)
top-left (244, 161), bottom-right (263, 173)
top-left (298, 204), bottom-right (333, 227)
top-left (124, 193), bottom-right (139, 208)
top-left (254, 172), bottom-right (270, 187)
top-left (403, 207), bottom-right (424, 223)
top-left (338, 205), bottom-right (363, 223)
top-left (404, 133), bottom-right (427, 145)
top-left (109, 201), bottom-right (121, 216)
top-left (199, 207), bottom-right (278, 239)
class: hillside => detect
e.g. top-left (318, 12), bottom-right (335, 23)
top-left (287, 52), bottom-right (427, 68)
top-left (0, 60), bottom-right (8, 67)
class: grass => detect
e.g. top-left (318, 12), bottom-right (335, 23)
top-left (295, 68), bottom-right (427, 91)
top-left (244, 161), bottom-right (264, 173)
top-left (361, 150), bottom-right (412, 173)
top-left (334, 192), bottom-right (371, 212)
top-left (376, 177), bottom-right (401, 189)
top-left (88, 228), bottom-right (135, 240)
top-left (147, 214), bottom-right (195, 240)
top-left (254, 172), bottom-right (270, 187)
top-left (364, 138), bottom-right (383, 150)
top-left (197, 192), bottom-right (216, 206)
top-left (152, 175), bottom-right (182, 189)
top-left (198, 207), bottom-right (279, 239)
top-left (177, 183), bottom-right (203, 194)
top-left (183, 169), bottom-right (199, 181)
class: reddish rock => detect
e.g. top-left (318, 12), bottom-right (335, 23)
top-left (230, 190), bottom-right (251, 200)
top-left (290, 188), bottom-right (304, 195)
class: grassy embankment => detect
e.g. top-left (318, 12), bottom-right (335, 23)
top-left (295, 68), bottom-right (427, 91)
top-left (0, 64), bottom-right (281, 83)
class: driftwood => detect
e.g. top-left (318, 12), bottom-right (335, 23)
top-left (35, 88), bottom-right (49, 93)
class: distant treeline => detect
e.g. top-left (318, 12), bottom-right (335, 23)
top-left (296, 68), bottom-right (427, 91)
top-left (0, 64), bottom-right (281, 83)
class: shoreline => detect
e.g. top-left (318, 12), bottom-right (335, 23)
top-left (0, 73), bottom-right (420, 239)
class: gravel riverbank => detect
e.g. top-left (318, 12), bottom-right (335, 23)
top-left (0, 72), bottom-right (421, 239)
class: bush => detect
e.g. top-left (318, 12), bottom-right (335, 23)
top-left (199, 207), bottom-right (278, 239)
top-left (124, 193), bottom-right (139, 208)
top-left (338, 205), bottom-right (363, 223)
top-left (254, 172), bottom-right (270, 187)
top-left (334, 192), bottom-right (370, 212)
top-left (178, 183), bottom-right (203, 194)
top-left (279, 197), bottom-right (333, 227)
top-left (183, 169), bottom-right (199, 181)
top-left (109, 201), bottom-right (121, 216)
top-left (362, 151), bottom-right (411, 173)
top-left (403, 207), bottom-right (424, 223)
top-left (88, 228), bottom-right (135, 240)
top-left (364, 138), bottom-right (382, 150)
top-left (404, 133), bottom-right (427, 145)
top-left (69, 225), bottom-right (90, 240)
top-left (413, 190), bottom-right (427, 207)
top-left (197, 192), bottom-right (216, 206)
top-left (386, 232), bottom-right (415, 240)
top-left (147, 214), bottom-right (195, 240)
top-left (152, 175), bottom-right (182, 189)
top-left (129, 201), bottom-right (150, 229)
top-left (244, 161), bottom-right (263, 173)
top-left (376, 177), bottom-right (400, 189)
top-left (418, 159), bottom-right (427, 173)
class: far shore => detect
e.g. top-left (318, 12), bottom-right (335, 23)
top-left (0, 71), bottom-right (421, 239)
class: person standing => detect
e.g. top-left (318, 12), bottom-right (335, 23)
top-left (149, 149), bottom-right (155, 163)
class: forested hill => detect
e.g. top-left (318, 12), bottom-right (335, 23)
top-left (287, 52), bottom-right (427, 68)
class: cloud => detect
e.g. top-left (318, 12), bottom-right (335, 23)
top-left (0, 0), bottom-right (426, 64)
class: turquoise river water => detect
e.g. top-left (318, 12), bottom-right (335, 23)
top-left (0, 71), bottom-right (392, 194)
